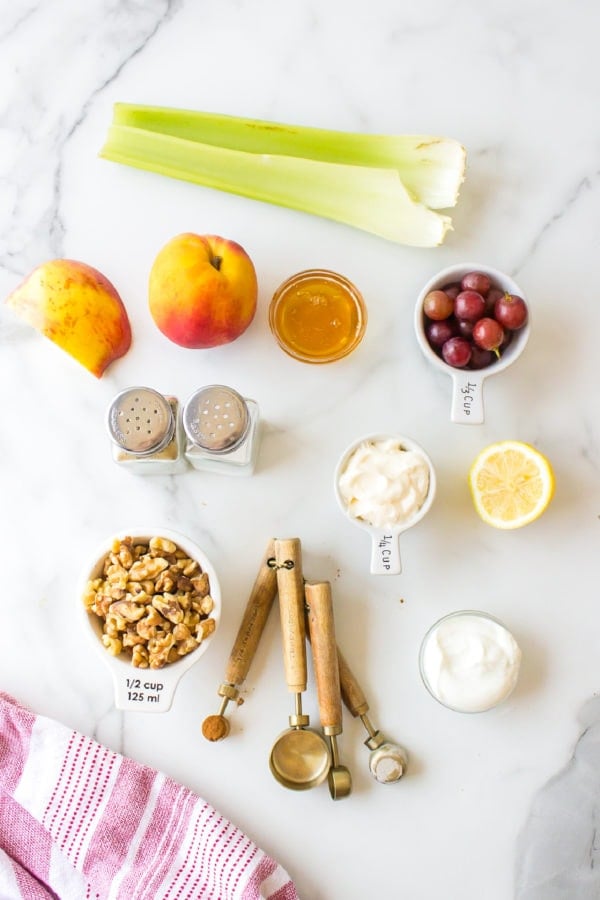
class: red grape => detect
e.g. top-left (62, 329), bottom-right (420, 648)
top-left (456, 318), bottom-right (474, 339)
top-left (454, 290), bottom-right (485, 322)
top-left (494, 293), bottom-right (528, 330)
top-left (469, 346), bottom-right (495, 369)
top-left (485, 287), bottom-right (504, 315)
top-left (423, 289), bottom-right (454, 321)
top-left (426, 319), bottom-right (457, 348)
top-left (442, 336), bottom-right (472, 368)
top-left (461, 271), bottom-right (491, 295)
top-left (442, 282), bottom-right (462, 301)
top-left (473, 317), bottom-right (504, 351)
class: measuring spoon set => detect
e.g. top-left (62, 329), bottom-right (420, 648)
top-left (202, 538), bottom-right (408, 800)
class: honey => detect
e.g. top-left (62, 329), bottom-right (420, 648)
top-left (269, 269), bottom-right (367, 364)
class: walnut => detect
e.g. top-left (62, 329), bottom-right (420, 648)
top-left (172, 623), bottom-right (192, 642)
top-left (105, 564), bottom-right (129, 591)
top-left (197, 617), bottom-right (216, 641)
top-left (118, 546), bottom-right (134, 569)
top-left (191, 572), bottom-right (210, 597)
top-left (148, 632), bottom-right (175, 668)
top-left (149, 536), bottom-right (177, 555)
top-left (122, 626), bottom-right (146, 647)
top-left (132, 645), bottom-right (149, 668)
top-left (109, 600), bottom-right (147, 623)
top-left (198, 595), bottom-right (214, 615)
top-left (176, 575), bottom-right (193, 593)
top-left (102, 634), bottom-right (122, 656)
top-left (154, 570), bottom-right (175, 594)
top-left (136, 607), bottom-right (166, 640)
top-left (83, 536), bottom-right (216, 669)
top-left (182, 558), bottom-right (200, 577)
top-left (128, 556), bottom-right (169, 582)
top-left (183, 610), bottom-right (200, 629)
top-left (152, 593), bottom-right (184, 624)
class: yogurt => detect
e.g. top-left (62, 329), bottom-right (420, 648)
top-left (337, 438), bottom-right (431, 529)
top-left (419, 611), bottom-right (521, 713)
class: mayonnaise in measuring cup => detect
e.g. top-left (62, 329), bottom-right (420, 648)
top-left (337, 438), bottom-right (430, 529)
top-left (419, 611), bottom-right (521, 713)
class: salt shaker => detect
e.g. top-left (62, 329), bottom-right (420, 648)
top-left (182, 385), bottom-right (260, 476)
top-left (106, 386), bottom-right (187, 475)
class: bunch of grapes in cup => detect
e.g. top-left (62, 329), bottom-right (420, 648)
top-left (423, 271), bottom-right (528, 370)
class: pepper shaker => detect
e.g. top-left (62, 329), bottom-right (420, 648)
top-left (182, 385), bottom-right (260, 476)
top-left (106, 386), bottom-right (186, 475)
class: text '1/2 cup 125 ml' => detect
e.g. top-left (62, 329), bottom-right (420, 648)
top-left (414, 264), bottom-right (530, 425)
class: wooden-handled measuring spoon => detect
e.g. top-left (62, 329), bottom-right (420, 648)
top-left (305, 581), bottom-right (352, 800)
top-left (202, 539), bottom-right (278, 741)
top-left (338, 647), bottom-right (409, 784)
top-left (269, 539), bottom-right (330, 791)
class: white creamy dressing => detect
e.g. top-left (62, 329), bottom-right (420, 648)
top-left (337, 439), bottom-right (430, 529)
top-left (420, 613), bottom-right (521, 713)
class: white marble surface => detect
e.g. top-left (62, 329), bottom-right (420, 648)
top-left (2, 1), bottom-right (600, 897)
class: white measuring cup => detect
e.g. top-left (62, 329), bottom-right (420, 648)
top-left (78, 527), bottom-right (221, 712)
top-left (414, 263), bottom-right (530, 424)
top-left (334, 433), bottom-right (436, 575)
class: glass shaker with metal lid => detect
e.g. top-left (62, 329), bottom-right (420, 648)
top-left (106, 386), bottom-right (186, 474)
top-left (182, 385), bottom-right (260, 475)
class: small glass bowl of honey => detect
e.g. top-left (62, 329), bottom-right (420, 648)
top-left (269, 269), bottom-right (367, 364)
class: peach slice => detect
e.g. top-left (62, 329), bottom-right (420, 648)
top-left (5, 259), bottom-right (132, 377)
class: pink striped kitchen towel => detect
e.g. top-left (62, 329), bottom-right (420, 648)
top-left (0, 692), bottom-right (299, 900)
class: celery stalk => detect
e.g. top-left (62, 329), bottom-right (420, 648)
top-left (111, 104), bottom-right (466, 210)
top-left (100, 123), bottom-right (452, 247)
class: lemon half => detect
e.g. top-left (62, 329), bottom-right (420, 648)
top-left (469, 441), bottom-right (555, 529)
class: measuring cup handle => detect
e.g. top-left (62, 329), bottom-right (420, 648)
top-left (305, 582), bottom-right (342, 731)
top-left (450, 371), bottom-right (484, 424)
top-left (369, 530), bottom-right (401, 575)
top-left (275, 538), bottom-right (307, 693)
top-left (224, 539), bottom-right (278, 686)
top-left (337, 646), bottom-right (369, 718)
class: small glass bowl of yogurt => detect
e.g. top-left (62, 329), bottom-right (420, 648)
top-left (334, 433), bottom-right (436, 575)
top-left (419, 610), bottom-right (522, 713)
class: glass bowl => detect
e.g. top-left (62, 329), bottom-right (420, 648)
top-left (419, 610), bottom-right (521, 713)
top-left (269, 268), bottom-right (367, 364)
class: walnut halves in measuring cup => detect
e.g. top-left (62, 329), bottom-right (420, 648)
top-left (83, 536), bottom-right (217, 668)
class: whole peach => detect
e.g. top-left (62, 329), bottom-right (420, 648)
top-left (148, 233), bottom-right (258, 349)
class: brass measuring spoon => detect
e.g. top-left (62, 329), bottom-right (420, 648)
top-left (338, 647), bottom-right (409, 784)
top-left (269, 538), bottom-right (330, 791)
top-left (202, 539), bottom-right (278, 741)
top-left (305, 581), bottom-right (352, 800)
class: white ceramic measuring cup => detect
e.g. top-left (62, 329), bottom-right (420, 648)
top-left (334, 433), bottom-right (436, 575)
top-left (414, 263), bottom-right (530, 424)
top-left (78, 527), bottom-right (221, 712)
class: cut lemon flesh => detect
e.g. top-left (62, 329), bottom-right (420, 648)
top-left (469, 441), bottom-right (554, 529)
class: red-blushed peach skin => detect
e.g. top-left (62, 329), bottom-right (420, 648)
top-left (148, 233), bottom-right (258, 349)
top-left (5, 259), bottom-right (132, 377)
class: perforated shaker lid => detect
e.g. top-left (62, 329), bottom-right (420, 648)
top-left (183, 385), bottom-right (249, 453)
top-left (107, 387), bottom-right (175, 455)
